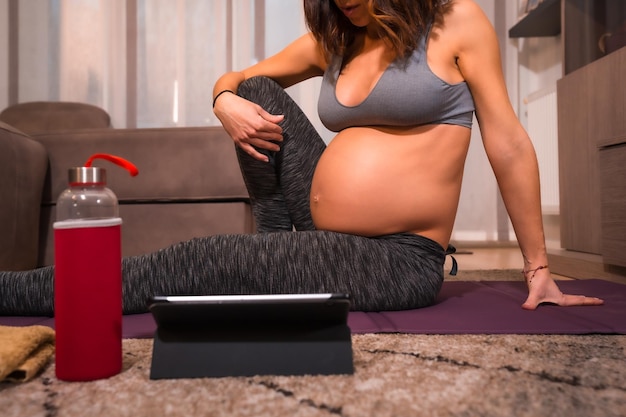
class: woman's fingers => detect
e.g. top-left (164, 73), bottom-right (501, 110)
top-left (558, 294), bottom-right (604, 307)
top-left (522, 291), bottom-right (604, 310)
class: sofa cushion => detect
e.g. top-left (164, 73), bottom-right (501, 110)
top-left (0, 102), bottom-right (111, 134)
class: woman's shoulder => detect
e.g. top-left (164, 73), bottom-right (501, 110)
top-left (438, 0), bottom-right (496, 51)
top-left (444, 0), bottom-right (486, 18)
top-left (444, 0), bottom-right (486, 26)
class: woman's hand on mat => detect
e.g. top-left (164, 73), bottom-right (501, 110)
top-left (522, 269), bottom-right (605, 310)
top-left (214, 94), bottom-right (284, 162)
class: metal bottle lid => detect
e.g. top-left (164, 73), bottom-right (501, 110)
top-left (68, 167), bottom-right (107, 185)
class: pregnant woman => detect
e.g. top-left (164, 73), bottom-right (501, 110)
top-left (0, 0), bottom-right (602, 315)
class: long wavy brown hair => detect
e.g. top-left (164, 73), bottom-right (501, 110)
top-left (304, 0), bottom-right (452, 59)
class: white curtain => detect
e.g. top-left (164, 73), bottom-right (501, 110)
top-left (2, 0), bottom-right (516, 243)
top-left (135, 0), bottom-right (229, 127)
top-left (9, 0), bottom-right (264, 128)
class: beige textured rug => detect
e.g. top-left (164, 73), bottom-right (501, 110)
top-left (1, 270), bottom-right (625, 417)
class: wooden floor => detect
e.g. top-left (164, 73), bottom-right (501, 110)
top-left (447, 246), bottom-right (572, 280)
top-left (450, 246), bottom-right (522, 271)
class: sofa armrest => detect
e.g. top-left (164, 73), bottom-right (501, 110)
top-left (32, 126), bottom-right (249, 204)
top-left (0, 122), bottom-right (48, 270)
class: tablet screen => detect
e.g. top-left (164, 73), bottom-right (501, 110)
top-left (151, 293), bottom-right (348, 304)
top-left (148, 293), bottom-right (351, 329)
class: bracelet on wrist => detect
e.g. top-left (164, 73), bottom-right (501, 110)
top-left (522, 264), bottom-right (548, 285)
top-left (212, 89), bottom-right (235, 108)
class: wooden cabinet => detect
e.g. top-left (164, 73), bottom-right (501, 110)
top-left (562, 0), bottom-right (625, 74)
top-left (557, 66), bottom-right (602, 254)
top-left (509, 0), bottom-right (560, 38)
top-left (599, 144), bottom-right (626, 267)
top-left (597, 48), bottom-right (626, 267)
top-left (510, 0), bottom-right (626, 74)
top-left (558, 47), bottom-right (626, 266)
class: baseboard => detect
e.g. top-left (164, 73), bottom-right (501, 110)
top-left (548, 248), bottom-right (626, 285)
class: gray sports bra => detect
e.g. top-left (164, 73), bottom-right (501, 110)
top-left (318, 27), bottom-right (475, 132)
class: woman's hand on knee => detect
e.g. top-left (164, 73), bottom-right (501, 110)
top-left (214, 94), bottom-right (284, 162)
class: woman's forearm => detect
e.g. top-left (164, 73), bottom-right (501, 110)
top-left (491, 137), bottom-right (548, 268)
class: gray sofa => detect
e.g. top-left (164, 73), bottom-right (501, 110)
top-left (0, 122), bottom-right (48, 270)
top-left (0, 104), bottom-right (254, 270)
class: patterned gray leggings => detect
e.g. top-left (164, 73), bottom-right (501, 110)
top-left (0, 77), bottom-right (449, 316)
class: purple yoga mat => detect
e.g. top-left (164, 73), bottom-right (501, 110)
top-left (1, 279), bottom-right (624, 336)
top-left (349, 279), bottom-right (625, 334)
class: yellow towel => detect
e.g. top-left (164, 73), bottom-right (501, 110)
top-left (0, 325), bottom-right (55, 383)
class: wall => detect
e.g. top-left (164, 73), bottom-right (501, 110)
top-left (451, 0), bottom-right (563, 243)
top-left (510, 0), bottom-right (564, 247)
top-left (450, 0), bottom-right (499, 242)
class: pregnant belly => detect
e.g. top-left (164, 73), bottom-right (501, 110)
top-left (310, 126), bottom-right (469, 244)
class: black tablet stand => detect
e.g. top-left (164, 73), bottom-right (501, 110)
top-left (149, 300), bottom-right (354, 379)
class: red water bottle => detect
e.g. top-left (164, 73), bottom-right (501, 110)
top-left (54, 154), bottom-right (138, 381)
